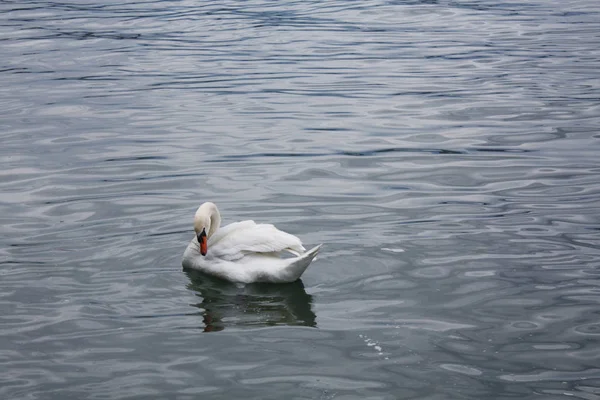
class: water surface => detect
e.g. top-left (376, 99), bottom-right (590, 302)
top-left (1, 1), bottom-right (600, 399)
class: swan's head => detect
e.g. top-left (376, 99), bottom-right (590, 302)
top-left (193, 202), bottom-right (220, 256)
top-left (193, 210), bottom-right (210, 256)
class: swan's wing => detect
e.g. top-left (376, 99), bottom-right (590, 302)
top-left (209, 220), bottom-right (306, 261)
top-left (208, 220), bottom-right (256, 245)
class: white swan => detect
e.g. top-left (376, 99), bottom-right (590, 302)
top-left (182, 202), bottom-right (322, 283)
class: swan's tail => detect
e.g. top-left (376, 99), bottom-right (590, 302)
top-left (282, 244), bottom-right (322, 282)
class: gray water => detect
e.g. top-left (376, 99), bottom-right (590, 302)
top-left (2, 1), bottom-right (600, 399)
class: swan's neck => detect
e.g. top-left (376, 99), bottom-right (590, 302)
top-left (194, 202), bottom-right (221, 238)
top-left (207, 205), bottom-right (221, 238)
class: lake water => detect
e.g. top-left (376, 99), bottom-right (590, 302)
top-left (2, 1), bottom-right (600, 399)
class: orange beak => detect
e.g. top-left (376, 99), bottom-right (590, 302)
top-left (200, 235), bottom-right (207, 256)
top-left (198, 229), bottom-right (208, 256)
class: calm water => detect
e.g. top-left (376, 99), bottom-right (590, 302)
top-left (2, 1), bottom-right (600, 399)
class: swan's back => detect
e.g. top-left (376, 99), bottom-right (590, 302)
top-left (210, 220), bottom-right (305, 261)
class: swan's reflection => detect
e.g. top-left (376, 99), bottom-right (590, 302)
top-left (184, 269), bottom-right (317, 332)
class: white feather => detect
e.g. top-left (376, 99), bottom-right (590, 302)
top-left (182, 203), bottom-right (321, 283)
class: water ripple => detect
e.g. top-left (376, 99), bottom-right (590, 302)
top-left (2, 0), bottom-right (600, 399)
